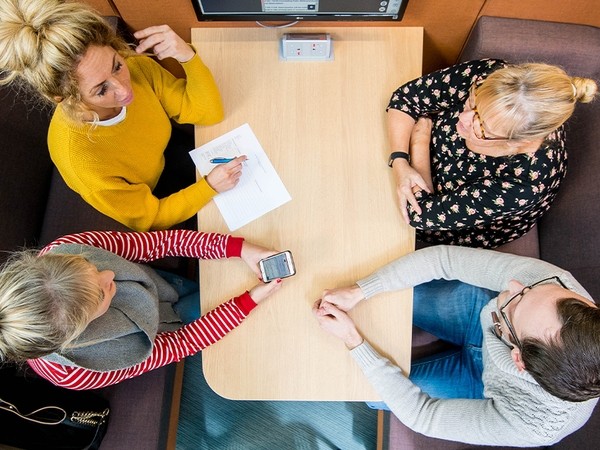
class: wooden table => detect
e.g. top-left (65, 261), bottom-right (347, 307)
top-left (193, 27), bottom-right (422, 401)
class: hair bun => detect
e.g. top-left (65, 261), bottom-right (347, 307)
top-left (572, 77), bottom-right (598, 103)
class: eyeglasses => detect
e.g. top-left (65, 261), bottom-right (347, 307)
top-left (491, 276), bottom-right (567, 350)
top-left (467, 85), bottom-right (508, 142)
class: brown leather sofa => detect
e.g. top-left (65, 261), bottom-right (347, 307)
top-left (381, 16), bottom-right (600, 450)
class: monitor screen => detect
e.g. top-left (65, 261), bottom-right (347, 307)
top-left (192, 0), bottom-right (409, 22)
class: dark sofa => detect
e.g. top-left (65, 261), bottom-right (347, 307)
top-left (381, 16), bottom-right (600, 450)
top-left (0, 81), bottom-right (186, 450)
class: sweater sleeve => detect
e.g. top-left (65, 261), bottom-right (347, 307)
top-left (142, 48), bottom-right (224, 126)
top-left (83, 178), bottom-right (217, 232)
top-left (27, 293), bottom-right (256, 390)
top-left (349, 341), bottom-right (572, 447)
top-left (39, 230), bottom-right (244, 262)
top-left (356, 245), bottom-right (590, 300)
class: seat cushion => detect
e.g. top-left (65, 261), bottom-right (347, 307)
top-left (0, 85), bottom-right (54, 260)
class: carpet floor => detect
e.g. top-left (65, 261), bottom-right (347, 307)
top-left (176, 353), bottom-right (378, 450)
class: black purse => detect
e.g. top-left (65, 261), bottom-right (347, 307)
top-left (0, 369), bottom-right (110, 450)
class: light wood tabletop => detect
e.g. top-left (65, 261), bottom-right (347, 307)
top-left (192, 26), bottom-right (422, 401)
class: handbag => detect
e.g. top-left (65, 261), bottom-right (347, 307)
top-left (0, 369), bottom-right (110, 450)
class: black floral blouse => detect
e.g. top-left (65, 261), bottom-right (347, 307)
top-left (388, 59), bottom-right (567, 248)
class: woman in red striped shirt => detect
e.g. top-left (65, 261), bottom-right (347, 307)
top-left (0, 230), bottom-right (284, 390)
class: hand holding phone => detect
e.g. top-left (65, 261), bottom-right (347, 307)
top-left (249, 279), bottom-right (284, 303)
top-left (258, 251), bottom-right (296, 282)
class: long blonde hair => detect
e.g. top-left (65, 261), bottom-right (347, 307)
top-left (0, 251), bottom-right (102, 363)
top-left (476, 63), bottom-right (598, 141)
top-left (0, 0), bottom-right (133, 122)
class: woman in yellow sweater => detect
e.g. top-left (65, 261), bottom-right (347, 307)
top-left (0, 0), bottom-right (243, 231)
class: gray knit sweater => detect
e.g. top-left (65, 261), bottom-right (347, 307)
top-left (351, 245), bottom-right (597, 447)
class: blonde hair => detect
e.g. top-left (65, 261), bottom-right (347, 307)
top-left (0, 251), bottom-right (102, 363)
top-left (0, 0), bottom-right (133, 122)
top-left (476, 63), bottom-right (598, 141)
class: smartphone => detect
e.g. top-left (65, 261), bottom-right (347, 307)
top-left (259, 251), bottom-right (296, 282)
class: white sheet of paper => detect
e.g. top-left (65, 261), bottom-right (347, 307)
top-left (189, 123), bottom-right (292, 231)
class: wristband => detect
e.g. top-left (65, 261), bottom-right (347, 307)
top-left (388, 151), bottom-right (410, 167)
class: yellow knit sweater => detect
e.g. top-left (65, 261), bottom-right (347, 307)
top-left (48, 53), bottom-right (224, 231)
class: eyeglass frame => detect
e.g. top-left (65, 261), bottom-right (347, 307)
top-left (490, 276), bottom-right (567, 350)
top-left (467, 84), bottom-right (509, 142)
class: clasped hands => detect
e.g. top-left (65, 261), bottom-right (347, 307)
top-left (312, 285), bottom-right (365, 350)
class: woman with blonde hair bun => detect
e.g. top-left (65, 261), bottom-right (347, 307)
top-left (475, 63), bottom-right (597, 140)
top-left (0, 0), bottom-right (246, 232)
top-left (387, 58), bottom-right (597, 248)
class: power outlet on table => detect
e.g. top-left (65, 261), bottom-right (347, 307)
top-left (280, 33), bottom-right (333, 61)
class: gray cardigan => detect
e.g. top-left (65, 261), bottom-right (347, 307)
top-left (351, 245), bottom-right (597, 447)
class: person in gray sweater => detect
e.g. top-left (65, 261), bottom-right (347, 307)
top-left (312, 245), bottom-right (600, 447)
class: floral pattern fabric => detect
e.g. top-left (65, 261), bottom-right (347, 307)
top-left (388, 59), bottom-right (567, 248)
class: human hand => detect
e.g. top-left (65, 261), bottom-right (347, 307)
top-left (392, 159), bottom-right (431, 224)
top-left (240, 241), bottom-right (278, 279)
top-left (312, 300), bottom-right (364, 349)
top-left (206, 156), bottom-right (247, 193)
top-left (320, 285), bottom-right (364, 312)
top-left (134, 25), bottom-right (195, 63)
top-left (410, 116), bottom-right (433, 149)
top-left (249, 278), bottom-right (284, 304)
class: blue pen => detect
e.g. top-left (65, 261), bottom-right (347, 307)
top-left (210, 157), bottom-right (235, 164)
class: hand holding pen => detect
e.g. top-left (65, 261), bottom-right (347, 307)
top-left (210, 157), bottom-right (235, 164)
top-left (205, 155), bottom-right (247, 193)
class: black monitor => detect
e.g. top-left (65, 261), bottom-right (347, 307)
top-left (192, 0), bottom-right (409, 22)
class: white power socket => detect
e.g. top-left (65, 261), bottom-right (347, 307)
top-left (280, 33), bottom-right (333, 61)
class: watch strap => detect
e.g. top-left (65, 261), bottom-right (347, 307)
top-left (388, 151), bottom-right (410, 167)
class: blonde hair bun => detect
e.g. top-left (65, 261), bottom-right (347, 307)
top-left (0, 0), bottom-right (131, 122)
top-left (572, 77), bottom-right (598, 104)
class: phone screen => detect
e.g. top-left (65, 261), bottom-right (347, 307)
top-left (260, 252), bottom-right (295, 281)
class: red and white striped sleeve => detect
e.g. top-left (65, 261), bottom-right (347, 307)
top-left (27, 292), bottom-right (257, 390)
top-left (38, 230), bottom-right (244, 262)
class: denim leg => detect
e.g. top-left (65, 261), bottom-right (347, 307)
top-left (367, 280), bottom-right (496, 410)
top-left (155, 269), bottom-right (201, 324)
top-left (413, 279), bottom-right (497, 347)
top-left (410, 280), bottom-right (495, 398)
top-left (367, 343), bottom-right (484, 410)
top-left (409, 342), bottom-right (484, 399)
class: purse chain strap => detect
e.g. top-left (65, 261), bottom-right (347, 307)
top-left (0, 397), bottom-right (66, 425)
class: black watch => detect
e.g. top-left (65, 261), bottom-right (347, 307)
top-left (388, 151), bottom-right (410, 168)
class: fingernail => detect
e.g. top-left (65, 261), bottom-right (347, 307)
top-left (277, 279), bottom-right (282, 283)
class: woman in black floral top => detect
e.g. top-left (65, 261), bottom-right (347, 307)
top-left (388, 59), bottom-right (597, 248)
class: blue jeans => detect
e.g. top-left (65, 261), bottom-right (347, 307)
top-left (368, 279), bottom-right (498, 409)
top-left (156, 270), bottom-right (201, 324)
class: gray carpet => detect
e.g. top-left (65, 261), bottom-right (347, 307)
top-left (176, 353), bottom-right (378, 450)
